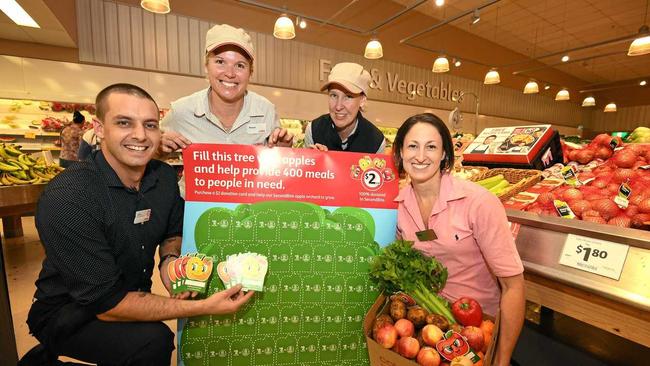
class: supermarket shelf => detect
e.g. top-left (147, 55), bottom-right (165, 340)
top-left (9, 143), bottom-right (60, 151)
top-left (508, 209), bottom-right (650, 310)
top-left (0, 129), bottom-right (60, 137)
top-left (508, 209), bottom-right (650, 347)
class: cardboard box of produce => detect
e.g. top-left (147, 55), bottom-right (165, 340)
top-left (364, 294), bottom-right (499, 366)
top-left (463, 125), bottom-right (563, 170)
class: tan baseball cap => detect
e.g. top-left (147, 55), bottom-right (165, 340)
top-left (205, 24), bottom-right (255, 62)
top-left (320, 62), bottom-right (371, 95)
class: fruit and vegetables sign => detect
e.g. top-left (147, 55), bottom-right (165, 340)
top-left (178, 144), bottom-right (399, 366)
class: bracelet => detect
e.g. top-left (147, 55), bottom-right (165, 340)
top-left (158, 253), bottom-right (179, 270)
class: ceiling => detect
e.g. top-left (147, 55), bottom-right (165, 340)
top-left (1, 0), bottom-right (649, 107)
top-left (0, 0), bottom-right (75, 47)
top-left (401, 0), bottom-right (650, 91)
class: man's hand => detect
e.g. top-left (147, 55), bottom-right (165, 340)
top-left (201, 285), bottom-right (255, 315)
top-left (159, 257), bottom-right (196, 299)
top-left (160, 131), bottom-right (192, 153)
top-left (310, 143), bottom-right (328, 151)
top-left (268, 127), bottom-right (294, 147)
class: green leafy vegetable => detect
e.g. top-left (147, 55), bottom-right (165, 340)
top-left (369, 240), bottom-right (456, 324)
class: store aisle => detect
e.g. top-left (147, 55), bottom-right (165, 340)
top-left (2, 216), bottom-right (178, 365)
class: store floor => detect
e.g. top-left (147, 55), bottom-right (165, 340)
top-left (2, 216), bottom-right (178, 365)
top-left (4, 217), bottom-right (649, 365)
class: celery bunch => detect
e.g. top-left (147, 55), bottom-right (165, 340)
top-left (369, 240), bottom-right (456, 323)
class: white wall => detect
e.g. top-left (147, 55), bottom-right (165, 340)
top-left (0, 55), bottom-right (579, 135)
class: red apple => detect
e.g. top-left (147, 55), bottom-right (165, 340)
top-left (397, 336), bottom-right (420, 359)
top-left (394, 318), bottom-right (415, 338)
top-left (421, 324), bottom-right (444, 346)
top-left (450, 355), bottom-right (474, 366)
top-left (460, 326), bottom-right (484, 352)
top-left (375, 324), bottom-right (398, 349)
top-left (417, 346), bottom-right (441, 366)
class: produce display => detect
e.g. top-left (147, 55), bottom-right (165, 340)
top-left (0, 143), bottom-right (63, 186)
top-left (40, 116), bottom-right (69, 132)
top-left (378, 126), bottom-right (398, 145)
top-left (626, 127), bottom-right (650, 143)
top-left (505, 133), bottom-right (650, 230)
top-left (476, 175), bottom-right (511, 196)
top-left (369, 240), bottom-right (496, 366)
top-left (451, 167), bottom-right (485, 181)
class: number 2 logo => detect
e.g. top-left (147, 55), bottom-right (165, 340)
top-left (362, 168), bottom-right (384, 191)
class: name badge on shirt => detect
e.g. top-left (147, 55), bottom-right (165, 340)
top-left (134, 209), bottom-right (151, 224)
top-left (247, 123), bottom-right (267, 134)
top-left (415, 229), bottom-right (437, 241)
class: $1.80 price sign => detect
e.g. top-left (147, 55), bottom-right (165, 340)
top-left (559, 234), bottom-right (630, 280)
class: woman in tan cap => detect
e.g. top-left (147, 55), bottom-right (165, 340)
top-left (160, 24), bottom-right (293, 153)
top-left (305, 62), bottom-right (385, 153)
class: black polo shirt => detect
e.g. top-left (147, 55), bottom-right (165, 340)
top-left (310, 112), bottom-right (385, 153)
top-left (31, 151), bottom-right (183, 321)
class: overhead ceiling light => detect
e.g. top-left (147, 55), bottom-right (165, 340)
top-left (555, 89), bottom-right (570, 101)
top-left (523, 80), bottom-right (539, 94)
top-left (140, 0), bottom-right (170, 14)
top-left (628, 27), bottom-right (650, 56)
top-left (296, 16), bottom-right (307, 29)
top-left (364, 39), bottom-right (383, 59)
top-left (641, 80), bottom-right (648, 86)
top-left (274, 14), bottom-right (296, 40)
top-left (471, 9), bottom-right (480, 25)
top-left (582, 96), bottom-right (596, 107)
top-left (454, 59), bottom-right (461, 67)
top-left (544, 84), bottom-right (551, 90)
top-left (604, 102), bottom-right (617, 112)
top-left (435, 0), bottom-right (445, 6)
top-left (561, 55), bottom-right (570, 62)
top-left (432, 56), bottom-right (450, 73)
top-left (484, 69), bottom-right (500, 84)
top-left (0, 0), bottom-right (40, 27)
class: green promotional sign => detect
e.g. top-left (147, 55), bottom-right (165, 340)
top-left (179, 144), bottom-right (398, 366)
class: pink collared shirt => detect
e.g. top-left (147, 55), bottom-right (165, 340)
top-left (396, 173), bottom-right (523, 316)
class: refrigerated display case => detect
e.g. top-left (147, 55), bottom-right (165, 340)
top-left (508, 209), bottom-right (650, 347)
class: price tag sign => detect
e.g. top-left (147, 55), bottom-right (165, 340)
top-left (559, 234), bottom-right (629, 280)
top-left (24, 131), bottom-right (36, 139)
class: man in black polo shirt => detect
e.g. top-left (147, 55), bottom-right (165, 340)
top-left (304, 62), bottom-right (386, 153)
top-left (21, 84), bottom-right (253, 365)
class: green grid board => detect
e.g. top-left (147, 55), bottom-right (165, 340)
top-left (180, 201), bottom-right (381, 366)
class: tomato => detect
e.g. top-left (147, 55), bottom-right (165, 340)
top-left (451, 297), bottom-right (483, 327)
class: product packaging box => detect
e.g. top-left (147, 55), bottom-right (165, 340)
top-left (364, 294), bottom-right (500, 366)
top-left (463, 125), bottom-right (563, 170)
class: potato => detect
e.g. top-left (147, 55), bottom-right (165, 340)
top-left (372, 314), bottom-right (394, 339)
top-left (389, 299), bottom-right (407, 320)
top-left (426, 313), bottom-right (450, 331)
top-left (450, 323), bottom-right (463, 333)
top-left (407, 306), bottom-right (428, 328)
top-left (415, 329), bottom-right (425, 347)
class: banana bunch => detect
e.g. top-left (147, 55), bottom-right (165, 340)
top-left (0, 144), bottom-right (64, 186)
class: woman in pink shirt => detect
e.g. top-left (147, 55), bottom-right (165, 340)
top-left (393, 113), bottom-right (525, 366)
